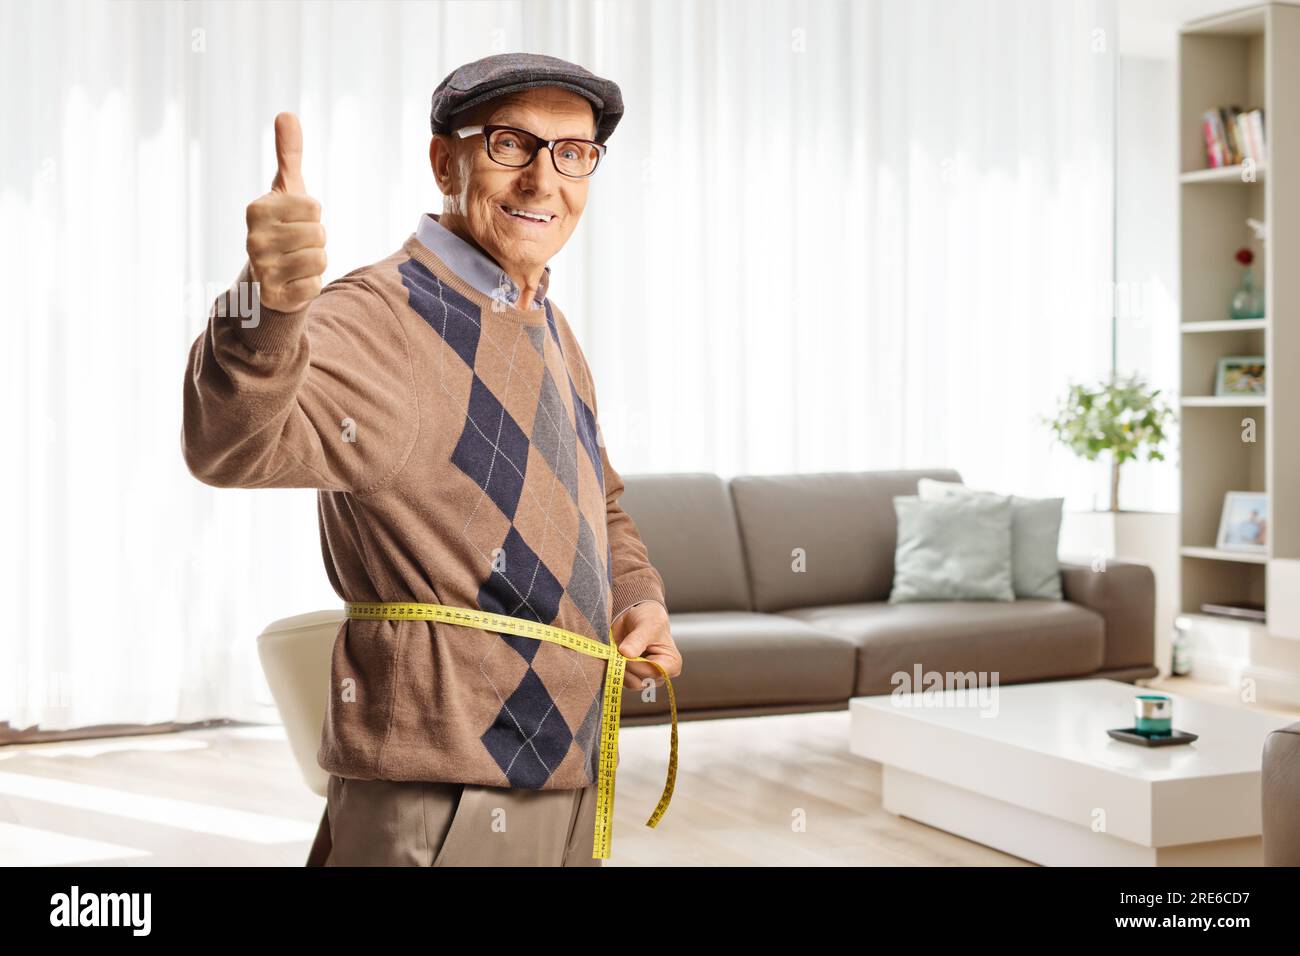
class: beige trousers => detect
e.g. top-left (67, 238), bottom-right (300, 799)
top-left (306, 774), bottom-right (602, 867)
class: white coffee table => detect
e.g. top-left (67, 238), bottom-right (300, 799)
top-left (849, 678), bottom-right (1293, 866)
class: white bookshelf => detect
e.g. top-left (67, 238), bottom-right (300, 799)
top-left (1179, 395), bottom-right (1266, 407)
top-left (1179, 162), bottom-right (1267, 184)
top-left (1180, 545), bottom-right (1268, 565)
top-left (1178, 3), bottom-right (1300, 643)
top-left (1181, 318), bottom-right (1266, 332)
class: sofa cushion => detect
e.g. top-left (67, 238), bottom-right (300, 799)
top-left (730, 469), bottom-right (963, 612)
top-left (889, 494), bottom-right (1015, 602)
top-left (917, 477), bottom-right (1064, 599)
top-left (780, 600), bottom-right (1105, 695)
top-left (619, 611), bottom-right (857, 716)
top-left (619, 473), bottom-right (752, 613)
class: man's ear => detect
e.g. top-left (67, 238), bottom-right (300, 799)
top-left (429, 134), bottom-right (454, 195)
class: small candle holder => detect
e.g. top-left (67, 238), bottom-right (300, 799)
top-left (1106, 692), bottom-right (1197, 747)
top-left (1135, 694), bottom-right (1172, 735)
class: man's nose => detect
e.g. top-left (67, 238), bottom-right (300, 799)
top-left (516, 147), bottom-right (560, 193)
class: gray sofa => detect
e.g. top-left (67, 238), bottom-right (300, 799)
top-left (1263, 722), bottom-right (1300, 865)
top-left (617, 469), bottom-right (1158, 726)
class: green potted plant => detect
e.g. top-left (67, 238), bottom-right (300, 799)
top-left (1046, 374), bottom-right (1180, 681)
top-left (1045, 374), bottom-right (1175, 512)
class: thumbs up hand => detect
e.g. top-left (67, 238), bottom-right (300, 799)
top-left (246, 112), bottom-right (327, 313)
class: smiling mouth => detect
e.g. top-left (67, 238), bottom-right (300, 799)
top-left (498, 203), bottom-right (557, 226)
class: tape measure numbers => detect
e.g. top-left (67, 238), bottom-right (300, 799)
top-left (343, 601), bottom-right (678, 860)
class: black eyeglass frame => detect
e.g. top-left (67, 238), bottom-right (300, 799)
top-left (454, 124), bottom-right (608, 178)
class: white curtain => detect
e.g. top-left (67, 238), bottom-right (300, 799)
top-left (0, 0), bottom-right (1116, 734)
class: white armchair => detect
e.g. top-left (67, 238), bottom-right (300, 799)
top-left (255, 609), bottom-right (344, 799)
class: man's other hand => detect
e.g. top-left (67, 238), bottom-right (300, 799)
top-left (612, 601), bottom-right (681, 693)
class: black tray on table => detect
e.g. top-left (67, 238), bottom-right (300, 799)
top-left (1106, 727), bottom-right (1199, 747)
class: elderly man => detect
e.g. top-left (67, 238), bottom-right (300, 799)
top-left (182, 53), bottom-right (681, 866)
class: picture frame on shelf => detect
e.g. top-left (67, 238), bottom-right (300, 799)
top-left (1215, 491), bottom-right (1268, 553)
top-left (1214, 355), bottom-right (1265, 396)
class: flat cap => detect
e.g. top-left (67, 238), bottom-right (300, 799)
top-left (430, 52), bottom-right (624, 144)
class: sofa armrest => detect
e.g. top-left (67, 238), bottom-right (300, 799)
top-left (1263, 722), bottom-right (1300, 866)
top-left (1059, 557), bottom-right (1155, 671)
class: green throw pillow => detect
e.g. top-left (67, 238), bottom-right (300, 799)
top-left (889, 494), bottom-right (1015, 603)
top-left (917, 478), bottom-right (1064, 600)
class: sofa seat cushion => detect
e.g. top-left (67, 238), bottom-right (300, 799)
top-left (779, 600), bottom-right (1105, 695)
top-left (620, 611), bottom-right (858, 716)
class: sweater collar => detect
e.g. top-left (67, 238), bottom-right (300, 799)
top-left (415, 212), bottom-right (550, 310)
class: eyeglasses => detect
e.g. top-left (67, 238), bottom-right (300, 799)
top-left (454, 124), bottom-right (607, 178)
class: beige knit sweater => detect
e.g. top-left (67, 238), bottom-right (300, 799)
top-left (181, 234), bottom-right (667, 789)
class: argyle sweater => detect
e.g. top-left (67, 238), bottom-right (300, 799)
top-left (181, 234), bottom-right (667, 789)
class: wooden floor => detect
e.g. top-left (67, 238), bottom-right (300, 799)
top-left (0, 709), bottom-right (1026, 867)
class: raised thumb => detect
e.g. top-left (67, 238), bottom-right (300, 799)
top-left (271, 112), bottom-right (306, 194)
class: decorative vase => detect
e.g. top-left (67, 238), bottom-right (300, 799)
top-left (1171, 622), bottom-right (1192, 676)
top-left (1230, 268), bottom-right (1265, 320)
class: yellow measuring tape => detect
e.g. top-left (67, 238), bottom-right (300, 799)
top-left (343, 601), bottom-right (678, 860)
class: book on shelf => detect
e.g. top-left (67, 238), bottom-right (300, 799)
top-left (1199, 601), bottom-right (1267, 623)
top-left (1201, 106), bottom-right (1266, 168)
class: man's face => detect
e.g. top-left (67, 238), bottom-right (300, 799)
top-left (432, 87), bottom-right (596, 273)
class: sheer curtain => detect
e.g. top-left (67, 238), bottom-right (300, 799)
top-left (0, 0), bottom-right (1115, 734)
